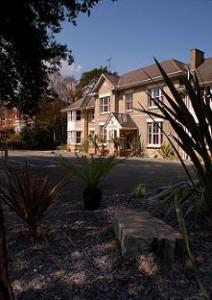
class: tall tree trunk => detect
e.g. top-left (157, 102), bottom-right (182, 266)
top-left (0, 203), bottom-right (14, 300)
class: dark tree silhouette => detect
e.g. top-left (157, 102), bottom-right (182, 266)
top-left (0, 1), bottom-right (117, 298)
top-left (75, 66), bottom-right (118, 99)
top-left (0, 0), bottom-right (116, 114)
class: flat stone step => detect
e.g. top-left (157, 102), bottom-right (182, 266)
top-left (112, 209), bottom-right (183, 261)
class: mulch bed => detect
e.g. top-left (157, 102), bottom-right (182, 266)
top-left (4, 192), bottom-right (212, 300)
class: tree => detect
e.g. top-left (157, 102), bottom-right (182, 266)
top-left (0, 1), bottom-right (117, 298)
top-left (0, 0), bottom-right (116, 114)
top-left (50, 72), bottom-right (77, 104)
top-left (36, 97), bottom-right (67, 143)
top-left (75, 66), bottom-right (118, 99)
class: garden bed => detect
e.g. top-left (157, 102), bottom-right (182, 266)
top-left (5, 192), bottom-right (212, 300)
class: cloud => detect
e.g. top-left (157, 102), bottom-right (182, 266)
top-left (60, 60), bottom-right (82, 77)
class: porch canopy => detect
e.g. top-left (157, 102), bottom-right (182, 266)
top-left (104, 112), bottom-right (137, 140)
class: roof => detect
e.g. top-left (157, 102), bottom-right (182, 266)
top-left (105, 112), bottom-right (137, 129)
top-left (103, 73), bottom-right (120, 87)
top-left (117, 59), bottom-right (187, 89)
top-left (61, 95), bottom-right (95, 112)
top-left (196, 57), bottom-right (212, 84)
top-left (92, 73), bottom-right (120, 92)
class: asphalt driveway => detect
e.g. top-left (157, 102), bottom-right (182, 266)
top-left (3, 150), bottom-right (194, 200)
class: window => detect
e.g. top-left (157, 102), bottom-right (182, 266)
top-left (147, 122), bottom-right (163, 146)
top-left (148, 87), bottom-right (163, 108)
top-left (125, 93), bottom-right (133, 111)
top-left (88, 109), bottom-right (95, 122)
top-left (68, 131), bottom-right (81, 144)
top-left (76, 131), bottom-right (81, 143)
top-left (99, 125), bottom-right (107, 142)
top-left (100, 96), bottom-right (110, 113)
top-left (76, 110), bottom-right (81, 121)
top-left (68, 111), bottom-right (73, 121)
top-left (89, 130), bottom-right (95, 137)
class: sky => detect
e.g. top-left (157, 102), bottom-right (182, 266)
top-left (56, 0), bottom-right (212, 79)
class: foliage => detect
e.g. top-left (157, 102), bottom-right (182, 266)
top-left (158, 143), bottom-right (175, 160)
top-left (132, 184), bottom-right (146, 198)
top-left (50, 72), bottom-right (77, 104)
top-left (0, 162), bottom-right (66, 239)
top-left (0, 127), bottom-right (15, 142)
top-left (80, 140), bottom-right (89, 153)
top-left (20, 123), bottom-right (55, 150)
top-left (0, 202), bottom-right (15, 300)
top-left (175, 193), bottom-right (209, 299)
top-left (75, 66), bottom-right (118, 99)
top-left (140, 59), bottom-right (212, 213)
top-left (110, 136), bottom-right (123, 156)
top-left (36, 97), bottom-right (67, 143)
top-left (88, 134), bottom-right (101, 154)
top-left (57, 153), bottom-right (120, 190)
top-left (129, 134), bottom-right (146, 157)
top-left (0, 0), bottom-right (116, 114)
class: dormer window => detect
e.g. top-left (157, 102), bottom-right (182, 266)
top-left (148, 87), bottom-right (163, 108)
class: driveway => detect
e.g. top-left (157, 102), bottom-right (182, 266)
top-left (3, 150), bottom-right (194, 200)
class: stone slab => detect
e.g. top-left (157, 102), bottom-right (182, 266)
top-left (112, 209), bottom-right (183, 258)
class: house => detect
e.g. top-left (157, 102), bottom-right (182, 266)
top-left (63, 49), bottom-right (212, 157)
top-left (0, 107), bottom-right (21, 133)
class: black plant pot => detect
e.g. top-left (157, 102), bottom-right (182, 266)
top-left (83, 187), bottom-right (102, 210)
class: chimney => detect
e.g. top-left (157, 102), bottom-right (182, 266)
top-left (190, 48), bottom-right (204, 71)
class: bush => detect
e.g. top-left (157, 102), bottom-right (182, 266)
top-left (57, 154), bottom-right (120, 210)
top-left (132, 184), bottom-right (146, 198)
top-left (20, 123), bottom-right (56, 150)
top-left (130, 134), bottom-right (146, 157)
top-left (0, 162), bottom-right (66, 239)
top-left (158, 143), bottom-right (175, 159)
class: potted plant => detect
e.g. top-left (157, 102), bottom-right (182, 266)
top-left (57, 154), bottom-right (120, 210)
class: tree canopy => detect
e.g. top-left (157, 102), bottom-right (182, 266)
top-left (0, 0), bottom-right (116, 115)
top-left (75, 66), bottom-right (118, 99)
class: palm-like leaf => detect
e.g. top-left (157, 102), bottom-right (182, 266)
top-left (57, 154), bottom-right (120, 189)
top-left (0, 162), bottom-right (67, 238)
top-left (138, 59), bottom-right (212, 212)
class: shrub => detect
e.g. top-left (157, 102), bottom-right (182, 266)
top-left (20, 123), bottom-right (55, 150)
top-left (110, 136), bottom-right (123, 156)
top-left (0, 162), bottom-right (66, 239)
top-left (57, 154), bottom-right (120, 210)
top-left (132, 184), bottom-right (146, 198)
top-left (158, 143), bottom-right (175, 159)
top-left (80, 140), bottom-right (89, 153)
top-left (130, 134), bottom-right (146, 157)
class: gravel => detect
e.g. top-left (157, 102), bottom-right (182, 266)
top-left (5, 190), bottom-right (212, 300)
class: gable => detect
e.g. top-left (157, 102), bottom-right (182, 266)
top-left (98, 78), bottom-right (113, 97)
top-left (105, 114), bottom-right (122, 131)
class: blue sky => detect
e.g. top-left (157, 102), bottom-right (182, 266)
top-left (57, 0), bottom-right (212, 78)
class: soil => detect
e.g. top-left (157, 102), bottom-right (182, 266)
top-left (5, 192), bottom-right (212, 300)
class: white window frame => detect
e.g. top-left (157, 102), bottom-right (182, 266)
top-left (68, 111), bottom-right (73, 121)
top-left (100, 96), bottom-right (110, 113)
top-left (89, 130), bottom-right (95, 138)
top-left (125, 92), bottom-right (133, 111)
top-left (148, 87), bottom-right (163, 108)
top-left (147, 121), bottom-right (163, 147)
top-left (99, 125), bottom-right (107, 142)
top-left (68, 131), bottom-right (82, 144)
top-left (88, 109), bottom-right (95, 122)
